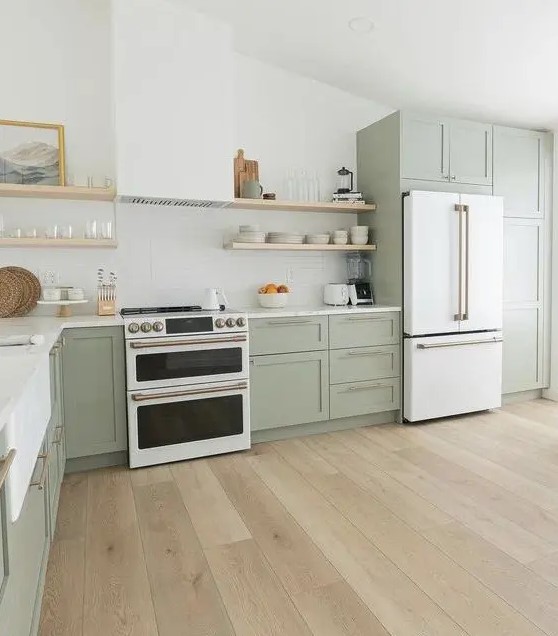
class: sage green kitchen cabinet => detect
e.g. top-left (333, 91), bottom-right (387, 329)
top-left (329, 345), bottom-right (400, 385)
top-left (249, 316), bottom-right (328, 355)
top-left (448, 120), bottom-right (492, 185)
top-left (0, 448), bottom-right (50, 636)
top-left (62, 326), bottom-right (127, 460)
top-left (329, 312), bottom-right (399, 350)
top-left (401, 113), bottom-right (492, 185)
top-left (401, 114), bottom-right (449, 182)
top-left (330, 378), bottom-right (400, 420)
top-left (250, 351), bottom-right (329, 431)
top-left (493, 126), bottom-right (550, 218)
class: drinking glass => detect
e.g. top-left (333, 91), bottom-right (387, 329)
top-left (85, 220), bottom-right (97, 239)
top-left (45, 225), bottom-right (59, 239)
top-left (60, 225), bottom-right (73, 239)
top-left (100, 221), bottom-right (113, 239)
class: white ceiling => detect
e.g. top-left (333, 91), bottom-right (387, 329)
top-left (184, 0), bottom-right (558, 130)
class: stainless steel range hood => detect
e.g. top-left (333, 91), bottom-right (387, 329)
top-left (117, 195), bottom-right (231, 208)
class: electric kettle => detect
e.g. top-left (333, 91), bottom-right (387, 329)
top-left (203, 288), bottom-right (228, 311)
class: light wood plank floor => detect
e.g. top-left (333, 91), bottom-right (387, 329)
top-left (39, 399), bottom-right (558, 636)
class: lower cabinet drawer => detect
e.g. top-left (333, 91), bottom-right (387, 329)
top-left (250, 351), bottom-right (329, 430)
top-left (329, 312), bottom-right (399, 349)
top-left (249, 316), bottom-right (328, 355)
top-left (330, 345), bottom-right (400, 385)
top-left (330, 378), bottom-right (400, 420)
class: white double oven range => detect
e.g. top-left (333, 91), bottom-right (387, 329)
top-left (122, 306), bottom-right (250, 468)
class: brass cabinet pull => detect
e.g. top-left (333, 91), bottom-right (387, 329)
top-left (417, 338), bottom-right (502, 350)
top-left (30, 452), bottom-right (49, 490)
top-left (342, 383), bottom-right (384, 393)
top-left (345, 316), bottom-right (383, 322)
top-left (0, 449), bottom-right (16, 491)
top-left (130, 335), bottom-right (246, 349)
top-left (132, 382), bottom-right (248, 402)
top-left (266, 320), bottom-right (313, 326)
top-left (52, 425), bottom-right (64, 445)
top-left (345, 350), bottom-right (379, 357)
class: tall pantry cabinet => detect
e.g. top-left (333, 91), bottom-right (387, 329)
top-left (357, 111), bottom-right (553, 397)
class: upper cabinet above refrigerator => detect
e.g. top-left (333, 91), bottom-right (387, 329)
top-left (112, 0), bottom-right (234, 203)
top-left (401, 113), bottom-right (493, 186)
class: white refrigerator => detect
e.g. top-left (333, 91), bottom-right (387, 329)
top-left (403, 190), bottom-right (503, 423)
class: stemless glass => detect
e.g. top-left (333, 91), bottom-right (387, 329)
top-left (100, 221), bottom-right (113, 239)
top-left (45, 225), bottom-right (59, 239)
top-left (59, 225), bottom-right (73, 239)
top-left (85, 220), bottom-right (97, 239)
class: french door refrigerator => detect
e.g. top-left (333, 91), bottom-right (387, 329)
top-left (403, 190), bottom-right (503, 422)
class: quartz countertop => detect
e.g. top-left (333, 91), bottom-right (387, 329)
top-left (0, 315), bottom-right (123, 427)
top-left (242, 304), bottom-right (401, 319)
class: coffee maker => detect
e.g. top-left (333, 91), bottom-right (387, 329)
top-left (346, 252), bottom-right (374, 305)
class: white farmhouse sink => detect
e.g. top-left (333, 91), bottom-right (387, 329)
top-left (3, 356), bottom-right (51, 521)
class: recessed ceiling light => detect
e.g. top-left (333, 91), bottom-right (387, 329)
top-left (348, 17), bottom-right (375, 34)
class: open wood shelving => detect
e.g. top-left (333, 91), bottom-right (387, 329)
top-left (230, 199), bottom-right (376, 213)
top-left (0, 183), bottom-right (116, 202)
top-left (225, 242), bottom-right (376, 252)
top-left (0, 238), bottom-right (117, 248)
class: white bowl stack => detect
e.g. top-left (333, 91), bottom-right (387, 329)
top-left (235, 225), bottom-right (266, 243)
top-left (258, 293), bottom-right (290, 308)
top-left (332, 230), bottom-right (349, 245)
top-left (350, 226), bottom-right (369, 245)
top-left (306, 233), bottom-right (330, 245)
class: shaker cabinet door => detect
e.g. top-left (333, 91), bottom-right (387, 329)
top-left (493, 126), bottom-right (548, 218)
top-left (250, 351), bottom-right (329, 431)
top-left (449, 120), bottom-right (493, 185)
top-left (62, 327), bottom-right (127, 459)
top-left (401, 114), bottom-right (449, 182)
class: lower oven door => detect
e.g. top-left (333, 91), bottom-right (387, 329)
top-left (126, 333), bottom-right (249, 390)
top-left (127, 380), bottom-right (250, 468)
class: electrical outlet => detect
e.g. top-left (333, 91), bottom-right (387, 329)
top-left (285, 267), bottom-right (294, 283)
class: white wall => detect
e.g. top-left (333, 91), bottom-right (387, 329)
top-left (0, 1), bottom-right (390, 312)
top-left (1, 0), bottom-right (114, 180)
top-left (234, 54), bottom-right (391, 199)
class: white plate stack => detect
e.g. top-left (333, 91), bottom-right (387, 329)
top-left (268, 232), bottom-right (305, 244)
top-left (235, 225), bottom-right (266, 243)
top-left (306, 233), bottom-right (331, 245)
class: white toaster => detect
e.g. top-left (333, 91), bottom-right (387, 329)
top-left (323, 283), bottom-right (349, 306)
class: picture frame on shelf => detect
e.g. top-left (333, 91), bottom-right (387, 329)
top-left (0, 119), bottom-right (65, 186)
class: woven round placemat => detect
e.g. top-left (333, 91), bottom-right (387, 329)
top-left (6, 267), bottom-right (41, 316)
top-left (0, 268), bottom-right (24, 318)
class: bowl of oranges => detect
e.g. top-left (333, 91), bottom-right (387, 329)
top-left (258, 283), bottom-right (290, 308)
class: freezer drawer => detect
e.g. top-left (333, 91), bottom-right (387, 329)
top-left (403, 332), bottom-right (502, 422)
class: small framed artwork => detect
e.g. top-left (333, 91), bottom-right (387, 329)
top-left (0, 119), bottom-right (65, 186)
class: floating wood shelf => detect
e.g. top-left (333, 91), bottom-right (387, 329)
top-left (0, 238), bottom-right (117, 248)
top-left (230, 199), bottom-right (376, 213)
top-left (0, 183), bottom-right (116, 201)
top-left (225, 242), bottom-right (376, 252)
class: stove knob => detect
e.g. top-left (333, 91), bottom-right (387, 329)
top-left (226, 317), bottom-right (236, 328)
top-left (153, 321), bottom-right (164, 332)
top-left (236, 317), bottom-right (246, 327)
top-left (215, 318), bottom-right (226, 329)
top-left (140, 322), bottom-right (152, 333)
top-left (128, 322), bottom-right (140, 334)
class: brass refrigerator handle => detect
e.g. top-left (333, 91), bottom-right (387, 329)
top-left (130, 335), bottom-right (247, 349)
top-left (454, 204), bottom-right (464, 321)
top-left (463, 204), bottom-right (470, 321)
top-left (0, 449), bottom-right (16, 491)
top-left (417, 338), bottom-right (502, 350)
top-left (131, 382), bottom-right (248, 402)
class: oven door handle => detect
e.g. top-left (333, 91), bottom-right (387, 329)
top-left (131, 382), bottom-right (249, 402)
top-left (129, 335), bottom-right (247, 349)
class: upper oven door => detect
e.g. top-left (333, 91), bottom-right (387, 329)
top-left (126, 333), bottom-right (249, 390)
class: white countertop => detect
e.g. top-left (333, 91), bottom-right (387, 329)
top-left (242, 304), bottom-right (401, 319)
top-left (0, 315), bottom-right (123, 427)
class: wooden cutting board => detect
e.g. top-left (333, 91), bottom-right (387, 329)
top-left (234, 149), bottom-right (259, 198)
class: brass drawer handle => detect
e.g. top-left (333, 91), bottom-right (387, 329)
top-left (342, 383), bottom-right (385, 393)
top-left (345, 316), bottom-right (385, 322)
top-left (266, 320), bottom-right (314, 326)
top-left (30, 452), bottom-right (49, 490)
top-left (0, 449), bottom-right (16, 491)
top-left (52, 425), bottom-right (64, 445)
top-left (345, 350), bottom-right (380, 357)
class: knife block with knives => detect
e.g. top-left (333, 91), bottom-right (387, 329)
top-left (97, 268), bottom-right (117, 316)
